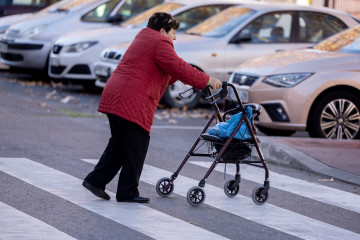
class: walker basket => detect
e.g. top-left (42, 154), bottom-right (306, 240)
top-left (213, 142), bottom-right (252, 163)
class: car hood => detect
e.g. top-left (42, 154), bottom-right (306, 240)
top-left (0, 13), bottom-right (34, 26)
top-left (55, 26), bottom-right (141, 46)
top-left (174, 34), bottom-right (222, 52)
top-left (235, 49), bottom-right (360, 76)
top-left (7, 11), bottom-right (69, 32)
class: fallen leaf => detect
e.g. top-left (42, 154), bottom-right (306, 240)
top-left (45, 90), bottom-right (57, 99)
top-left (61, 96), bottom-right (75, 104)
top-left (168, 119), bottom-right (178, 124)
top-left (318, 177), bottom-right (334, 182)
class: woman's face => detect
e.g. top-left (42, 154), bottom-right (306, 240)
top-left (161, 28), bottom-right (177, 42)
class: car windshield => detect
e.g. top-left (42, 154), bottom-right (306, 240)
top-left (186, 6), bottom-right (255, 37)
top-left (314, 25), bottom-right (360, 54)
top-left (39, 1), bottom-right (69, 13)
top-left (54, 0), bottom-right (105, 13)
top-left (121, 2), bottom-right (183, 28)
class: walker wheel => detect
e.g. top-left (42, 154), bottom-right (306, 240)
top-left (224, 179), bottom-right (239, 198)
top-left (156, 177), bottom-right (174, 197)
top-left (187, 186), bottom-right (206, 207)
top-left (252, 185), bottom-right (268, 205)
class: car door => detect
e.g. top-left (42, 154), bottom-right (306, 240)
top-left (223, 11), bottom-right (297, 80)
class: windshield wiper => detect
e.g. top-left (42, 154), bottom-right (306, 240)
top-left (186, 32), bottom-right (202, 36)
top-left (55, 8), bottom-right (69, 13)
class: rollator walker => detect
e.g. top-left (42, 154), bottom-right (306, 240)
top-left (155, 82), bottom-right (270, 206)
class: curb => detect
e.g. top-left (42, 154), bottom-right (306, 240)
top-left (251, 139), bottom-right (360, 186)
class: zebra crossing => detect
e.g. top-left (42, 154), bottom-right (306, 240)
top-left (0, 157), bottom-right (359, 240)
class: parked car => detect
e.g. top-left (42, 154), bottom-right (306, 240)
top-left (48, 0), bottom-right (239, 82)
top-left (228, 25), bottom-right (360, 139)
top-left (0, 0), bottom-right (163, 72)
top-left (93, 2), bottom-right (360, 108)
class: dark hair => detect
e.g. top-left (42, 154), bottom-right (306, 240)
top-left (147, 12), bottom-right (180, 32)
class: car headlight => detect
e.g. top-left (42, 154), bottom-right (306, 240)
top-left (65, 41), bottom-right (98, 53)
top-left (0, 25), bottom-right (10, 34)
top-left (22, 24), bottom-right (48, 38)
top-left (263, 73), bottom-right (312, 87)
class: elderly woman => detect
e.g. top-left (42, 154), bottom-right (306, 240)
top-left (82, 12), bottom-right (222, 203)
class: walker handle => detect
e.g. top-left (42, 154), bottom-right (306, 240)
top-left (179, 87), bottom-right (196, 99)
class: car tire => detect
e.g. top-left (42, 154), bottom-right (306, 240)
top-left (162, 84), bottom-right (201, 109)
top-left (308, 91), bottom-right (360, 139)
top-left (256, 125), bottom-right (296, 136)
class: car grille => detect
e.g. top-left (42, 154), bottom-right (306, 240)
top-left (52, 45), bottom-right (63, 54)
top-left (232, 73), bottom-right (259, 86)
top-left (102, 50), bottom-right (122, 62)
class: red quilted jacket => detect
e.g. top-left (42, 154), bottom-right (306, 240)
top-left (98, 27), bottom-right (209, 132)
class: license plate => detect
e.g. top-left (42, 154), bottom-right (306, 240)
top-left (229, 88), bottom-right (249, 103)
top-left (237, 90), bottom-right (249, 103)
top-left (50, 58), bottom-right (60, 67)
top-left (94, 65), bottom-right (110, 77)
top-left (0, 42), bottom-right (8, 53)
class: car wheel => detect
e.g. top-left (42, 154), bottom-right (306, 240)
top-left (162, 83), bottom-right (201, 109)
top-left (308, 91), bottom-right (360, 139)
top-left (256, 125), bottom-right (296, 136)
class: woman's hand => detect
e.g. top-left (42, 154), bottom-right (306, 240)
top-left (207, 77), bottom-right (222, 89)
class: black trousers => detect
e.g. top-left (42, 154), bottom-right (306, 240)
top-left (84, 114), bottom-right (150, 199)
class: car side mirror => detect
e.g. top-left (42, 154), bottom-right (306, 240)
top-left (107, 14), bottom-right (124, 24)
top-left (229, 32), bottom-right (252, 44)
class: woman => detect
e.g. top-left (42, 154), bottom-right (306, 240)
top-left (82, 12), bottom-right (222, 203)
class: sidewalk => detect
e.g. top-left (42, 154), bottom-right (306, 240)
top-left (256, 137), bottom-right (360, 186)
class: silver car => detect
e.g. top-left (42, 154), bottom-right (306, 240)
top-left (228, 25), bottom-right (360, 139)
top-left (94, 2), bottom-right (360, 108)
top-left (0, 0), bottom-right (163, 71)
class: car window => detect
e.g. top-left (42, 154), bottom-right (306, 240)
top-left (314, 25), bottom-right (360, 53)
top-left (82, 0), bottom-right (121, 22)
top-left (114, 0), bottom-right (162, 22)
top-left (187, 6), bottom-right (255, 37)
top-left (298, 11), bottom-right (347, 43)
top-left (121, 2), bottom-right (183, 27)
top-left (175, 5), bottom-right (232, 32)
top-left (238, 12), bottom-right (293, 43)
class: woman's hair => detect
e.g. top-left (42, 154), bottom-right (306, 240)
top-left (147, 12), bottom-right (180, 32)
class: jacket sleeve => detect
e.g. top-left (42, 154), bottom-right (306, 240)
top-left (154, 39), bottom-right (209, 90)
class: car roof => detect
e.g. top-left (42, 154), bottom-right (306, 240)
top-left (229, 1), bottom-right (352, 16)
top-left (167, 0), bottom-right (251, 7)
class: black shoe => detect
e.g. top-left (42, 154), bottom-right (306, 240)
top-left (82, 180), bottom-right (110, 200)
top-left (116, 196), bottom-right (150, 203)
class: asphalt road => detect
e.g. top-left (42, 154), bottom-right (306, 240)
top-left (0, 69), bottom-right (359, 240)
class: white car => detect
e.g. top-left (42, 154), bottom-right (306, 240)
top-left (228, 25), bottom-right (360, 139)
top-left (94, 2), bottom-right (360, 108)
top-left (0, 0), bottom-right (163, 71)
top-left (48, 0), bottom-right (240, 82)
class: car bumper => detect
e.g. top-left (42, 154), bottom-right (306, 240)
top-left (232, 81), bottom-right (308, 131)
top-left (0, 38), bottom-right (51, 70)
top-left (48, 45), bottom-right (106, 81)
top-left (93, 60), bottom-right (117, 88)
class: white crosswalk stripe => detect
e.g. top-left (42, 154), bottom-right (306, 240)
top-left (0, 158), bottom-right (227, 240)
top-left (1, 157), bottom-right (359, 240)
top-left (0, 201), bottom-right (76, 240)
top-left (190, 161), bottom-right (360, 213)
top-left (82, 159), bottom-right (360, 240)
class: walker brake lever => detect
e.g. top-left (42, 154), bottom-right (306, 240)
top-left (179, 87), bottom-right (196, 99)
